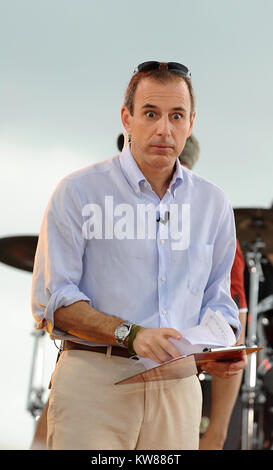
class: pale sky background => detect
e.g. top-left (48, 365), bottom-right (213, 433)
top-left (0, 0), bottom-right (273, 449)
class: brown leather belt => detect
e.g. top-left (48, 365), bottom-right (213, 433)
top-left (62, 340), bottom-right (138, 360)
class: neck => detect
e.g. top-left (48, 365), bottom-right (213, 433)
top-left (148, 171), bottom-right (174, 199)
top-left (139, 163), bottom-right (175, 199)
top-left (131, 147), bottom-right (176, 200)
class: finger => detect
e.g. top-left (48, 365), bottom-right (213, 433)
top-left (215, 359), bottom-right (245, 371)
top-left (223, 369), bottom-right (242, 378)
top-left (202, 361), bottom-right (244, 377)
top-left (136, 344), bottom-right (163, 364)
top-left (202, 364), bottom-right (240, 379)
top-left (159, 337), bottom-right (182, 359)
top-left (161, 328), bottom-right (182, 340)
top-left (146, 335), bottom-right (182, 362)
top-left (149, 343), bottom-right (173, 363)
top-left (228, 360), bottom-right (247, 371)
top-left (137, 340), bottom-right (173, 364)
top-left (217, 372), bottom-right (240, 379)
top-left (229, 354), bottom-right (248, 371)
top-left (148, 351), bottom-right (163, 364)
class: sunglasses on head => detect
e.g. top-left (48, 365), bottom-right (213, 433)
top-left (133, 61), bottom-right (191, 78)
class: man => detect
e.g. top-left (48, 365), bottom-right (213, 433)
top-left (31, 61), bottom-right (247, 450)
top-left (179, 135), bottom-right (248, 449)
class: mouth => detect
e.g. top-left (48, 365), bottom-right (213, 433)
top-left (150, 144), bottom-right (174, 150)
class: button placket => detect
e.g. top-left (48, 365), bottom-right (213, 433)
top-left (157, 221), bottom-right (169, 324)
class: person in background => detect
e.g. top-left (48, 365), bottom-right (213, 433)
top-left (179, 134), bottom-right (248, 450)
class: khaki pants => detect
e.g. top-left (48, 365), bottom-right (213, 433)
top-left (47, 349), bottom-right (202, 450)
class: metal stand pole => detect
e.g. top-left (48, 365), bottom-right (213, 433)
top-left (241, 246), bottom-right (265, 449)
top-left (26, 325), bottom-right (46, 430)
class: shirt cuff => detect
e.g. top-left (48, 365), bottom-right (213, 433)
top-left (36, 285), bottom-right (92, 336)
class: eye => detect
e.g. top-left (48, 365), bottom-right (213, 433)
top-left (172, 113), bottom-right (182, 120)
top-left (146, 111), bottom-right (156, 118)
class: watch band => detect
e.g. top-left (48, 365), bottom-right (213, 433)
top-left (127, 325), bottom-right (142, 355)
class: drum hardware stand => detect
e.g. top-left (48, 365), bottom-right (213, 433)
top-left (257, 295), bottom-right (273, 366)
top-left (257, 296), bottom-right (273, 449)
top-left (26, 325), bottom-right (46, 431)
top-left (241, 241), bottom-right (266, 449)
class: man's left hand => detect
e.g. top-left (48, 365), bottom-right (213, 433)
top-left (201, 350), bottom-right (248, 378)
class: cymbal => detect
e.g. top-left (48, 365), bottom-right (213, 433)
top-left (0, 235), bottom-right (38, 273)
top-left (234, 208), bottom-right (273, 254)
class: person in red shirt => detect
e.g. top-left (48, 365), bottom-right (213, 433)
top-left (231, 239), bottom-right (248, 314)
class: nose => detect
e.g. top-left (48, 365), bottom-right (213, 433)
top-left (156, 115), bottom-right (172, 137)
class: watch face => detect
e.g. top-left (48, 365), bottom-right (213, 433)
top-left (117, 325), bottom-right (129, 340)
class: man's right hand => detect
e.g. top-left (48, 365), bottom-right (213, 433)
top-left (132, 327), bottom-right (182, 363)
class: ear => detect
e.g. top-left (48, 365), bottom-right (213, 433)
top-left (121, 106), bottom-right (132, 134)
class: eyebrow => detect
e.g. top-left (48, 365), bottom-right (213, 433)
top-left (141, 104), bottom-right (186, 112)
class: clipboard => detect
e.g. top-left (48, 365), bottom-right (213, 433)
top-left (115, 345), bottom-right (263, 385)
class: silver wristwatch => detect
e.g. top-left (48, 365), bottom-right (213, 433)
top-left (114, 322), bottom-right (134, 348)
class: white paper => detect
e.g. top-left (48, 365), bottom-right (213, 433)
top-left (176, 308), bottom-right (236, 348)
top-left (137, 308), bottom-right (237, 370)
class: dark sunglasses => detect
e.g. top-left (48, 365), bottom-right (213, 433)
top-left (133, 61), bottom-right (191, 78)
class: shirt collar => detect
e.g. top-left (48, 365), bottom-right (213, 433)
top-left (119, 144), bottom-right (184, 198)
top-left (169, 159), bottom-right (183, 197)
top-left (119, 145), bottom-right (146, 197)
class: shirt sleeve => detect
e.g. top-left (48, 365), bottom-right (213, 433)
top-left (199, 201), bottom-right (242, 340)
top-left (31, 177), bottom-right (92, 338)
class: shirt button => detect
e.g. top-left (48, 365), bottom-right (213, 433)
top-left (161, 276), bottom-right (166, 282)
top-left (162, 310), bottom-right (167, 315)
top-left (135, 188), bottom-right (140, 194)
top-left (160, 240), bottom-right (165, 245)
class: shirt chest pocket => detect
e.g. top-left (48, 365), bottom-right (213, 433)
top-left (187, 243), bottom-right (213, 295)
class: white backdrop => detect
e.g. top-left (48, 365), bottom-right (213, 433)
top-left (1, 0), bottom-right (273, 449)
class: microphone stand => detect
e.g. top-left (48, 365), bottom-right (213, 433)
top-left (26, 325), bottom-right (46, 432)
top-left (241, 241), bottom-right (266, 449)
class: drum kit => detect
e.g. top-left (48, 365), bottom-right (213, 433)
top-left (0, 208), bottom-right (273, 449)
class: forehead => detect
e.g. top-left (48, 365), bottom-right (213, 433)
top-left (133, 77), bottom-right (191, 112)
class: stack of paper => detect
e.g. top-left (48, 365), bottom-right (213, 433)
top-left (138, 308), bottom-right (237, 370)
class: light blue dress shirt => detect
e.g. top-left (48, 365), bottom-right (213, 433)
top-left (31, 145), bottom-right (241, 345)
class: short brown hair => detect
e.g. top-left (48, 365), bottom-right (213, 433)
top-left (124, 63), bottom-right (196, 120)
